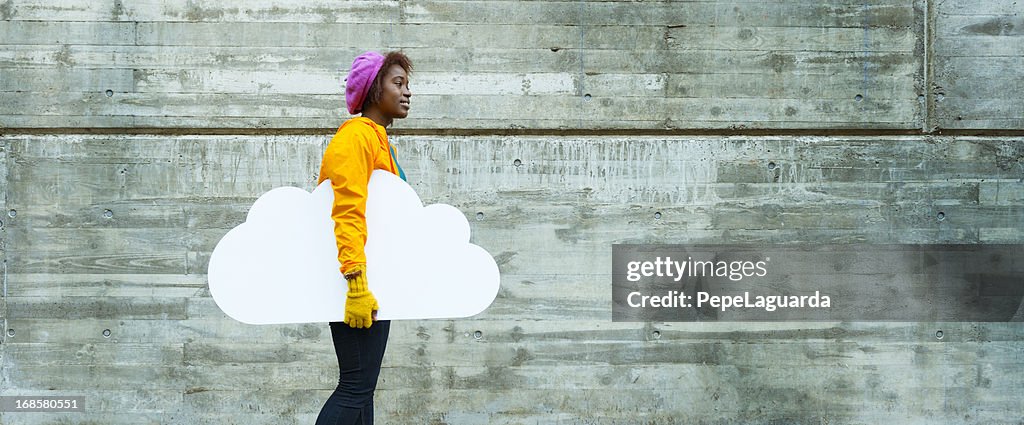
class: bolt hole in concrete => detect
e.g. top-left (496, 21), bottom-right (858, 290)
top-left (476, 212), bottom-right (484, 221)
top-left (652, 330), bottom-right (661, 339)
top-left (935, 330), bottom-right (944, 339)
top-left (473, 330), bottom-right (483, 340)
top-left (855, 94), bottom-right (863, 102)
top-left (513, 159), bottom-right (522, 167)
top-left (105, 89), bottom-right (113, 97)
top-left (583, 93), bottom-right (591, 101)
top-left (937, 211), bottom-right (945, 221)
top-left (103, 209), bottom-right (114, 219)
top-left (102, 329), bottom-right (111, 338)
top-left (7, 209), bottom-right (15, 218)
top-left (6, 329), bottom-right (13, 337)
top-left (654, 212), bottom-right (662, 220)
top-left (767, 161), bottom-right (777, 170)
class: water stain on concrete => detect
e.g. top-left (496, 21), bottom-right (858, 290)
top-left (0, 0), bottom-right (15, 20)
top-left (963, 17), bottom-right (1020, 36)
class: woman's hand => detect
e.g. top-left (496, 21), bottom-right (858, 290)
top-left (343, 265), bottom-right (378, 328)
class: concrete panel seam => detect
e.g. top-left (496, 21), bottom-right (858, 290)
top-left (5, 128), bottom-right (1024, 137)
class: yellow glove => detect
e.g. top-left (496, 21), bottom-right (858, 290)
top-left (343, 265), bottom-right (378, 329)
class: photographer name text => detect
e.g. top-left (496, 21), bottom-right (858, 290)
top-left (626, 290), bottom-right (831, 312)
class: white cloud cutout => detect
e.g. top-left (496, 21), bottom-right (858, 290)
top-left (208, 170), bottom-right (500, 325)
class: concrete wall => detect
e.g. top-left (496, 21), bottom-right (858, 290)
top-left (1, 1), bottom-right (1022, 424)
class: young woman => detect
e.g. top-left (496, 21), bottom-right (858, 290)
top-left (315, 50), bottom-right (412, 425)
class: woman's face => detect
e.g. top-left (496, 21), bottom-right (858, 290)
top-left (377, 64), bottom-right (411, 119)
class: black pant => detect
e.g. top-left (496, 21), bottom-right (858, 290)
top-left (315, 320), bottom-right (390, 425)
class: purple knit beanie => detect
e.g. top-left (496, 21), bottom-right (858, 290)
top-left (345, 51), bottom-right (386, 115)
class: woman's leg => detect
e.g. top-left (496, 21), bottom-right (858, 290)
top-left (315, 320), bottom-right (391, 425)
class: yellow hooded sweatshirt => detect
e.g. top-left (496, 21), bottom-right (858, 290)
top-left (318, 116), bottom-right (405, 276)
